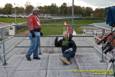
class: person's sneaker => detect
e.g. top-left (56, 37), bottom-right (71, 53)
top-left (33, 57), bottom-right (41, 60)
top-left (60, 57), bottom-right (71, 65)
top-left (26, 55), bottom-right (31, 61)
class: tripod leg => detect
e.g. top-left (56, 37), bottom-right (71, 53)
top-left (0, 54), bottom-right (3, 64)
top-left (100, 45), bottom-right (105, 62)
top-left (113, 60), bottom-right (115, 77)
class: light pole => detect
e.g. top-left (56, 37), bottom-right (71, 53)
top-left (14, 3), bottom-right (17, 24)
top-left (72, 0), bottom-right (74, 25)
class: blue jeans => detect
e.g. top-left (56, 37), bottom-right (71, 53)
top-left (26, 32), bottom-right (41, 57)
top-left (63, 48), bottom-right (75, 61)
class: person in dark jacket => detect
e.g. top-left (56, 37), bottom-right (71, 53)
top-left (55, 32), bottom-right (77, 65)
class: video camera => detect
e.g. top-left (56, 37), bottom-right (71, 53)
top-left (97, 6), bottom-right (115, 54)
top-left (106, 6), bottom-right (115, 27)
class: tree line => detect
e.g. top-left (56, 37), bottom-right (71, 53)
top-left (0, 3), bottom-right (106, 18)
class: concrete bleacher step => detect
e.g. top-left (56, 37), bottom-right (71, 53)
top-left (1, 47), bottom-right (113, 77)
top-left (0, 36), bottom-right (114, 77)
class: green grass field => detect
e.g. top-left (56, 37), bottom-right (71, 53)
top-left (0, 17), bottom-right (104, 36)
top-left (0, 17), bottom-right (26, 23)
top-left (41, 19), bottom-right (104, 35)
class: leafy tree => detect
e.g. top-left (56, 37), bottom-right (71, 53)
top-left (93, 8), bottom-right (105, 18)
top-left (49, 4), bottom-right (58, 15)
top-left (60, 3), bottom-right (68, 15)
top-left (3, 3), bottom-right (13, 14)
top-left (42, 5), bottom-right (51, 14)
top-left (0, 2), bottom-right (105, 18)
top-left (85, 7), bottom-right (93, 16)
top-left (0, 8), bottom-right (3, 14)
top-left (17, 7), bottom-right (25, 14)
top-left (25, 5), bottom-right (33, 15)
top-left (74, 6), bottom-right (83, 16)
top-left (12, 7), bottom-right (25, 15)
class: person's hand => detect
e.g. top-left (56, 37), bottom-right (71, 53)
top-left (30, 30), bottom-right (35, 38)
top-left (56, 36), bottom-right (58, 39)
top-left (40, 32), bottom-right (43, 36)
top-left (32, 33), bottom-right (35, 37)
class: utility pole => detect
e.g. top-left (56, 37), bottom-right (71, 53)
top-left (14, 3), bottom-right (17, 23)
top-left (72, 0), bottom-right (74, 25)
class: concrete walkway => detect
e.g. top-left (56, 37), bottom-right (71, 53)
top-left (0, 37), bottom-right (113, 77)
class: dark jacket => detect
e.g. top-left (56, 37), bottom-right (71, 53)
top-left (55, 37), bottom-right (77, 54)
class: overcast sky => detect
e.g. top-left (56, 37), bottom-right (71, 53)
top-left (0, 0), bottom-right (115, 9)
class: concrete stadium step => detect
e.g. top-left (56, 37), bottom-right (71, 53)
top-left (0, 37), bottom-right (114, 77)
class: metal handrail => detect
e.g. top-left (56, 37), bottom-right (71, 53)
top-left (0, 23), bottom-right (11, 29)
top-left (0, 24), bottom-right (12, 65)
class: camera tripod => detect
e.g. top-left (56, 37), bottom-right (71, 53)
top-left (106, 49), bottom-right (115, 77)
